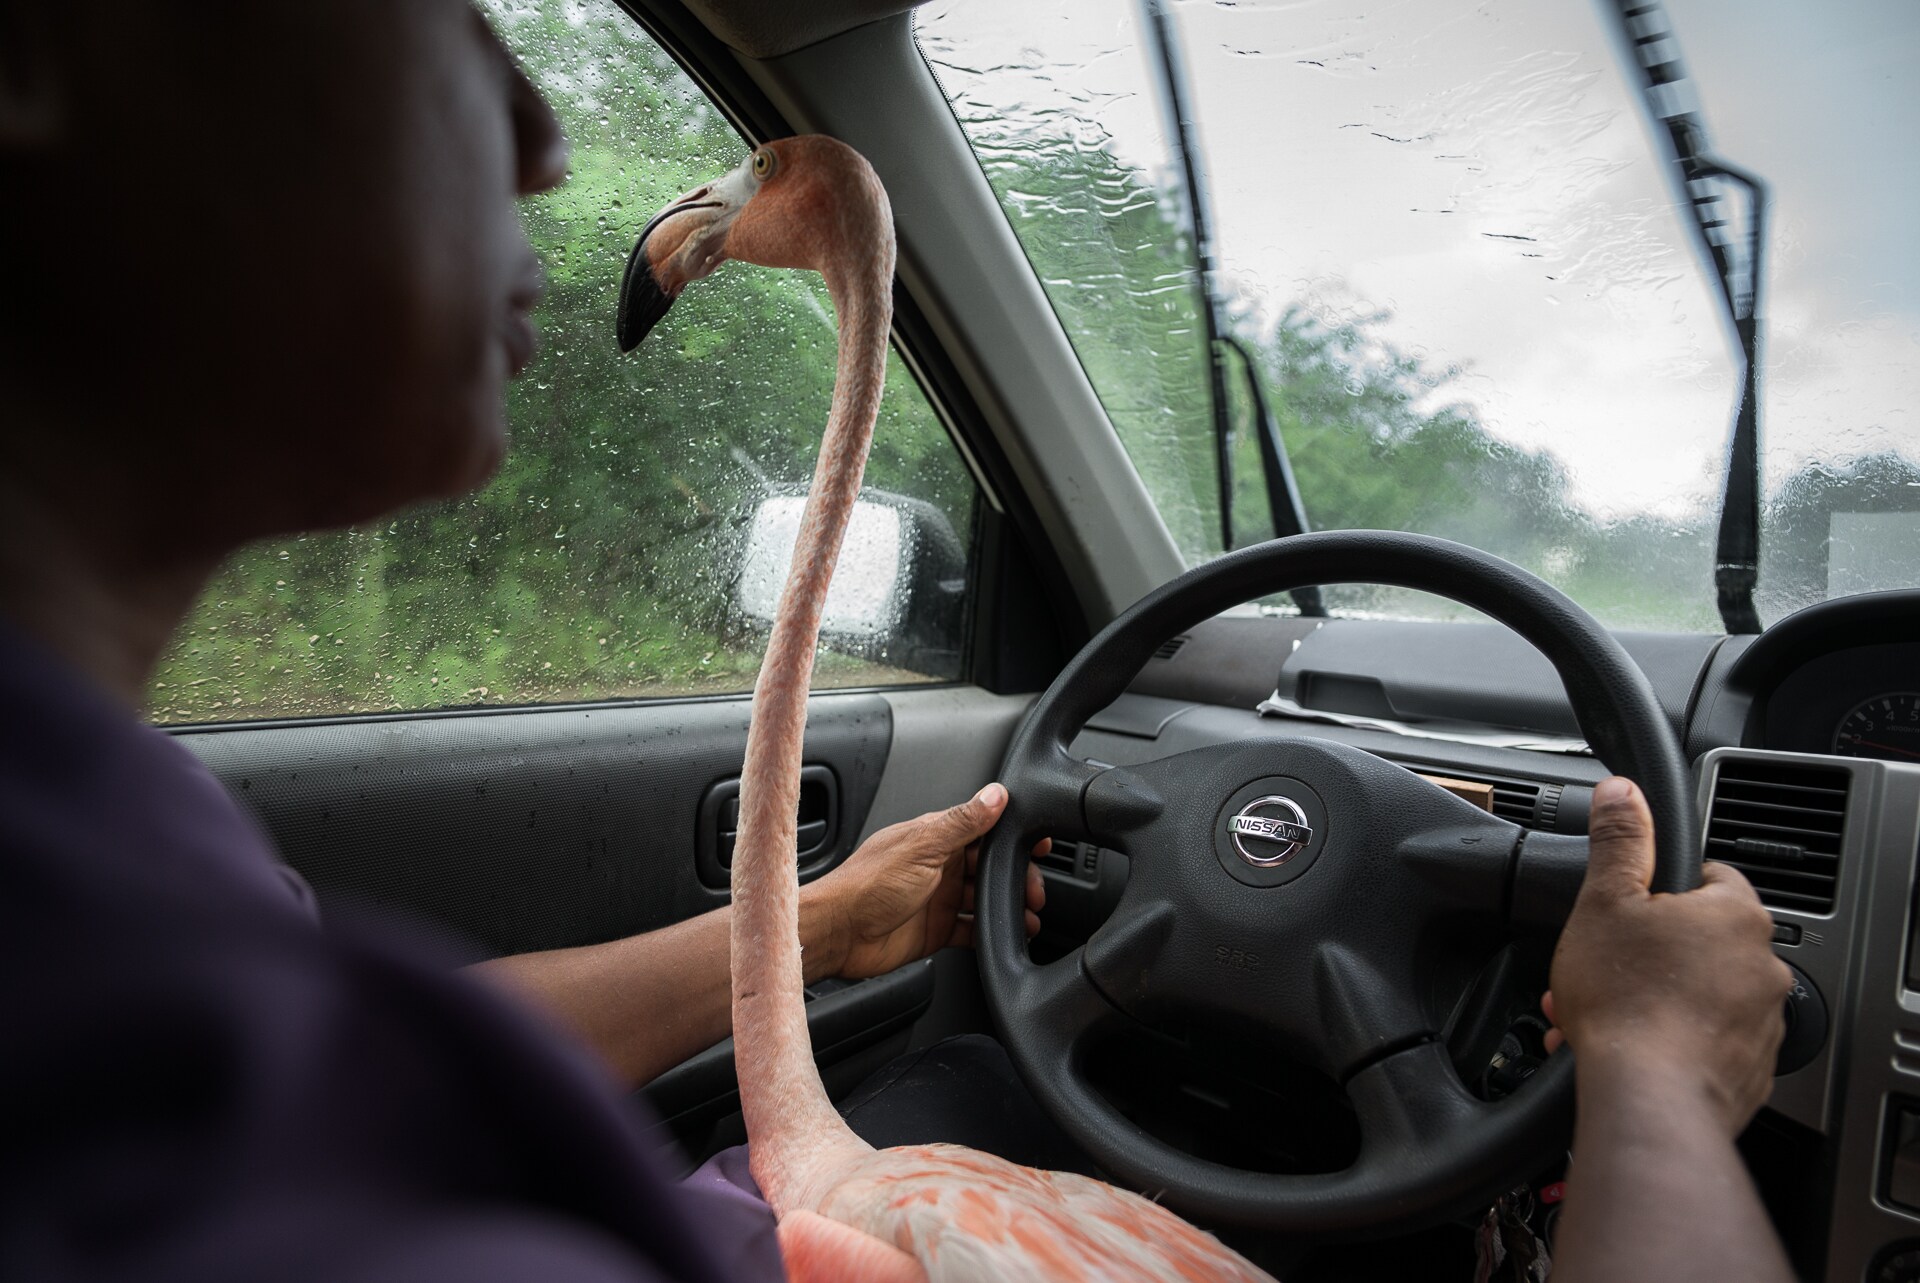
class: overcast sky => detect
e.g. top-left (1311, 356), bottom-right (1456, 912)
top-left (920, 0), bottom-right (1919, 522)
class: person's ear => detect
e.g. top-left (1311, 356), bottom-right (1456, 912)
top-left (0, 2), bottom-right (67, 149)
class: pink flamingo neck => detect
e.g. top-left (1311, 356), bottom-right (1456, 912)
top-left (730, 256), bottom-right (894, 1215)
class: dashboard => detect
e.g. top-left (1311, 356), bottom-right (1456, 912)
top-left (1081, 588), bottom-right (1920, 1281)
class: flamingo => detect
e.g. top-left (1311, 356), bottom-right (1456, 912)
top-left (619, 135), bottom-right (1276, 1283)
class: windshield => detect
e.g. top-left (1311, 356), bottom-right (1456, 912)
top-left (918, 0), bottom-right (1919, 631)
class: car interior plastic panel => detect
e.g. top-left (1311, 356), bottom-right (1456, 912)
top-left (645, 957), bottom-right (937, 1166)
top-left (1690, 589), bottom-right (1920, 752)
top-left (1701, 749), bottom-right (1920, 1283)
top-left (1074, 697), bottom-right (1608, 807)
top-left (1274, 619), bottom-right (1722, 739)
top-left (178, 693), bottom-right (893, 959)
top-left (676, 0), bottom-right (922, 58)
top-left (1126, 612), bottom-right (1326, 710)
top-left (855, 687), bottom-right (1034, 841)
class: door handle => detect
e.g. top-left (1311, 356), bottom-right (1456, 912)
top-left (697, 765), bottom-right (840, 888)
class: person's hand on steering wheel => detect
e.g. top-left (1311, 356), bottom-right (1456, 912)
top-left (1544, 775), bottom-right (1791, 1134)
top-left (471, 784), bottom-right (1046, 1090)
top-left (812, 783), bottom-right (1048, 981)
top-left (1544, 775), bottom-right (1795, 1283)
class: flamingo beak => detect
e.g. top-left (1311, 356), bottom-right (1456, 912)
top-left (617, 159), bottom-right (756, 351)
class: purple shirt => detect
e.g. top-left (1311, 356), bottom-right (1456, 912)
top-left (0, 622), bottom-right (783, 1281)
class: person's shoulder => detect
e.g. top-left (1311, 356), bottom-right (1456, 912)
top-left (0, 620), bottom-right (308, 925)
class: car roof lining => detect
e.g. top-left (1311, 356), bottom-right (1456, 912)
top-left (680, 0), bottom-right (928, 58)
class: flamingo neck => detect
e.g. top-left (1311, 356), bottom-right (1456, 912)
top-left (730, 257), bottom-right (893, 1214)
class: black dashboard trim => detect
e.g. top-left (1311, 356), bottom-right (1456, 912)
top-left (1693, 590), bottom-right (1920, 751)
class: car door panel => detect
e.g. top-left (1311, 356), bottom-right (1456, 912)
top-left (178, 687), bottom-right (1033, 1162)
top-left (854, 686), bottom-right (1034, 839)
top-left (644, 958), bottom-right (936, 1166)
top-left (176, 691), bottom-right (893, 960)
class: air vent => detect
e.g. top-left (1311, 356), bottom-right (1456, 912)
top-left (1038, 840), bottom-right (1080, 876)
top-left (1704, 758), bottom-right (1848, 914)
top-left (1402, 765), bottom-right (1560, 830)
top-left (1038, 840), bottom-right (1102, 882)
top-left (1152, 635), bottom-right (1190, 661)
top-left (1487, 777), bottom-right (1549, 827)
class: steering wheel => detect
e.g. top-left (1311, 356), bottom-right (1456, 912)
top-left (977, 530), bottom-right (1697, 1236)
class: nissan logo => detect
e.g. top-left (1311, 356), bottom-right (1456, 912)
top-left (1229, 795), bottom-right (1314, 867)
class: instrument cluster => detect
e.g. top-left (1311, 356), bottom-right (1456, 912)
top-left (1761, 641), bottom-right (1920, 764)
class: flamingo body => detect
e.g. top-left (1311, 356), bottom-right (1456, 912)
top-left (816, 1145), bottom-right (1272, 1282)
top-left (777, 1210), bottom-right (924, 1283)
top-left (621, 135), bottom-right (1275, 1283)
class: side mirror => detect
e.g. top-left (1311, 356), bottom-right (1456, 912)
top-left (731, 489), bottom-right (967, 677)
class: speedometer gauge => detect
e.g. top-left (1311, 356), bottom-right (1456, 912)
top-left (1833, 692), bottom-right (1920, 762)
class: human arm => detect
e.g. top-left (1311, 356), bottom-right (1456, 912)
top-left (1544, 776), bottom-right (1795, 1283)
top-left (467, 782), bottom-right (1046, 1088)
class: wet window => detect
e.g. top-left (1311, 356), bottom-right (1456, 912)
top-left (919, 0), bottom-right (1918, 630)
top-left (150, 1), bottom-right (977, 725)
top-left (921, 3), bottom-right (1222, 567)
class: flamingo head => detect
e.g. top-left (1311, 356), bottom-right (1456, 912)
top-left (617, 134), bottom-right (890, 351)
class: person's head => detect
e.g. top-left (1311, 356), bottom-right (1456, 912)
top-left (0, 0), bottom-right (566, 556)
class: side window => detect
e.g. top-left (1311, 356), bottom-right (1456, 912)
top-left (150, 2), bottom-right (977, 725)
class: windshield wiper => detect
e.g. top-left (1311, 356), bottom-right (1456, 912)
top-left (1605, 0), bottom-right (1769, 634)
top-left (1139, 0), bottom-right (1325, 616)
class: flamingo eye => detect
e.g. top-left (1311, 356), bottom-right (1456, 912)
top-left (751, 148), bottom-right (777, 180)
